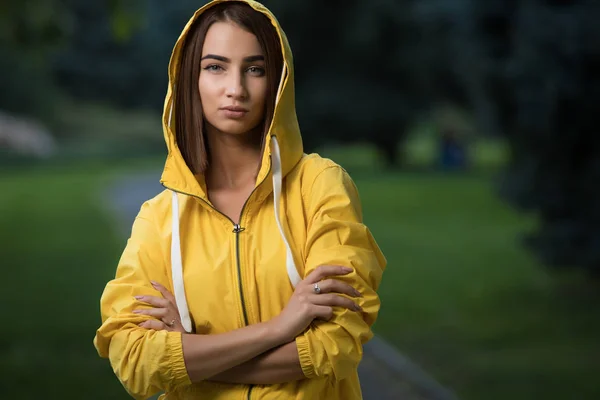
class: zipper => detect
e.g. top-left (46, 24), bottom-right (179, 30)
top-left (233, 223), bottom-right (253, 400)
top-left (163, 162), bottom-right (271, 400)
top-left (233, 223), bottom-right (249, 326)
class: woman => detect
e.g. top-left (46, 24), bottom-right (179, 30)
top-left (93, 1), bottom-right (386, 399)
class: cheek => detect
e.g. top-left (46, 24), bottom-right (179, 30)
top-left (198, 75), bottom-right (219, 107)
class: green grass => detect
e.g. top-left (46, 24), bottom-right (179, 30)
top-left (1, 152), bottom-right (598, 400)
top-left (353, 173), bottom-right (600, 400)
top-left (0, 163), bottom-right (135, 399)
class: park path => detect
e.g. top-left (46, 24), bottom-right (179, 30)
top-left (104, 172), bottom-right (459, 400)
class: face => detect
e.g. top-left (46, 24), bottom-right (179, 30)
top-left (199, 21), bottom-right (268, 136)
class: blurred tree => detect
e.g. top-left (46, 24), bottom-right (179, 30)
top-left (52, 0), bottom-right (199, 112)
top-left (497, 0), bottom-right (600, 275)
top-left (0, 1), bottom-right (70, 119)
top-left (411, 0), bottom-right (515, 137)
top-left (0, 0), bottom-right (143, 126)
top-left (272, 0), bottom-right (427, 166)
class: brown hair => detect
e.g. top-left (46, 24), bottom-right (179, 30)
top-left (174, 2), bottom-right (284, 174)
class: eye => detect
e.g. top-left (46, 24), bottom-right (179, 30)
top-left (247, 66), bottom-right (266, 76)
top-left (203, 64), bottom-right (223, 72)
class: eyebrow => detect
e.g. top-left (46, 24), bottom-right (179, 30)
top-left (201, 54), bottom-right (265, 63)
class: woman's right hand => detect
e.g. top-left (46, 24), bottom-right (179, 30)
top-left (270, 265), bottom-right (363, 343)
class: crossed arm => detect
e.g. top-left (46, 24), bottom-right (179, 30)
top-left (136, 265), bottom-right (358, 385)
top-left (210, 340), bottom-right (303, 384)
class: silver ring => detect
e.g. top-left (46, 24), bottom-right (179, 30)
top-left (313, 282), bottom-right (321, 294)
top-left (166, 319), bottom-right (175, 327)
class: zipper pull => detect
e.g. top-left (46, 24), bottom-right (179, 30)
top-left (233, 224), bottom-right (245, 233)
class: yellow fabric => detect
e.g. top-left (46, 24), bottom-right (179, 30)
top-left (93, 1), bottom-right (386, 399)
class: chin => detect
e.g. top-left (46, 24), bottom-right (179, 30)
top-left (214, 124), bottom-right (252, 135)
top-left (211, 119), bottom-right (262, 136)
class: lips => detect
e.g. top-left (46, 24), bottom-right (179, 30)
top-left (221, 106), bottom-right (249, 112)
top-left (220, 105), bottom-right (249, 119)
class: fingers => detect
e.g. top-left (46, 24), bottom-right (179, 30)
top-left (134, 285), bottom-right (182, 332)
top-left (134, 295), bottom-right (170, 308)
top-left (305, 265), bottom-right (352, 284)
top-left (312, 305), bottom-right (334, 321)
top-left (133, 307), bottom-right (168, 318)
top-left (311, 293), bottom-right (362, 312)
top-left (137, 314), bottom-right (180, 331)
top-left (151, 281), bottom-right (177, 304)
top-left (313, 279), bottom-right (361, 298)
top-left (138, 319), bottom-right (169, 331)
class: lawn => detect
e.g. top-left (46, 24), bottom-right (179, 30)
top-left (0, 162), bottom-right (140, 399)
top-left (1, 155), bottom-right (598, 399)
top-left (358, 173), bottom-right (600, 400)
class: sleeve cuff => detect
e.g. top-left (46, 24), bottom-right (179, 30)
top-left (166, 332), bottom-right (192, 387)
top-left (296, 334), bottom-right (317, 379)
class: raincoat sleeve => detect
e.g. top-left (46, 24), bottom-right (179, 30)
top-left (93, 201), bottom-right (191, 399)
top-left (295, 165), bottom-right (386, 381)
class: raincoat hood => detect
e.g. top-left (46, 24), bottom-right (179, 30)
top-left (160, 0), bottom-right (303, 199)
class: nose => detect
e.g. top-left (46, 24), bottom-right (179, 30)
top-left (225, 70), bottom-right (247, 100)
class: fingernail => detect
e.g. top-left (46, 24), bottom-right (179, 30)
top-left (354, 290), bottom-right (362, 297)
top-left (133, 310), bottom-right (141, 314)
top-left (343, 267), bottom-right (353, 273)
top-left (354, 304), bottom-right (363, 312)
top-left (150, 281), bottom-right (158, 287)
top-left (134, 296), bottom-right (143, 300)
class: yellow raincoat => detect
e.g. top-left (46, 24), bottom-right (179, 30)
top-left (94, 0), bottom-right (386, 399)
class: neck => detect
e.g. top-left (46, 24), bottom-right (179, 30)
top-left (205, 124), bottom-right (263, 190)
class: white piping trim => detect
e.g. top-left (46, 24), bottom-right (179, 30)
top-left (275, 64), bottom-right (287, 104)
top-left (271, 136), bottom-right (302, 287)
top-left (170, 191), bottom-right (193, 333)
top-left (167, 96), bottom-right (173, 129)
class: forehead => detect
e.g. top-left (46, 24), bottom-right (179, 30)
top-left (202, 21), bottom-right (263, 57)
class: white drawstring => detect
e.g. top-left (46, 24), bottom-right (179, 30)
top-left (170, 191), bottom-right (193, 333)
top-left (270, 136), bottom-right (302, 287)
top-left (169, 135), bottom-right (301, 334)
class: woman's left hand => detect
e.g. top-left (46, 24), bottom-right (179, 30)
top-left (133, 281), bottom-right (186, 333)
